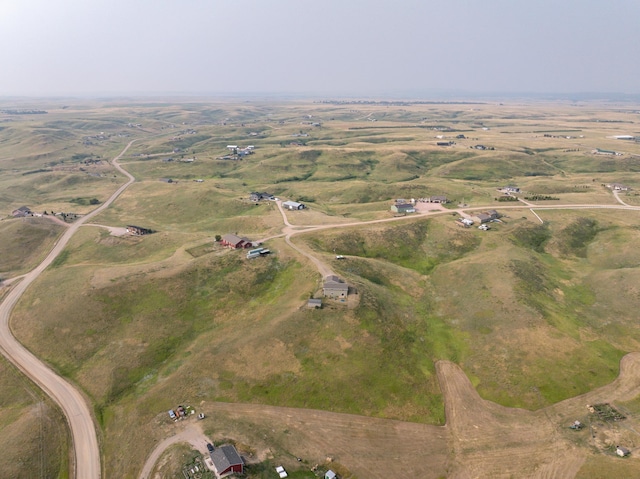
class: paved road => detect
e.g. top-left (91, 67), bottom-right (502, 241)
top-left (0, 140), bottom-right (137, 479)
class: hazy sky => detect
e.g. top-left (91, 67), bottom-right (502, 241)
top-left (1, 0), bottom-right (639, 97)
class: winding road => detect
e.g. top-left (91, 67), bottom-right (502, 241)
top-left (3, 136), bottom-right (640, 479)
top-left (0, 140), bottom-right (137, 479)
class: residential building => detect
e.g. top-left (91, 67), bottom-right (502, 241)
top-left (11, 206), bottom-right (32, 217)
top-left (221, 234), bottom-right (253, 249)
top-left (250, 192), bottom-right (275, 202)
top-left (429, 196), bottom-right (448, 203)
top-left (210, 445), bottom-right (244, 477)
top-left (616, 446), bottom-right (630, 457)
top-left (323, 275), bottom-right (349, 299)
top-left (391, 203), bottom-right (416, 214)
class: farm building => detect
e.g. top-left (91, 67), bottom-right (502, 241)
top-left (126, 225), bottom-right (153, 235)
top-left (307, 298), bottom-right (322, 309)
top-left (210, 445), bottom-right (244, 476)
top-left (429, 196), bottom-right (448, 203)
top-left (221, 234), bottom-right (254, 249)
top-left (323, 275), bottom-right (349, 299)
top-left (282, 200), bottom-right (305, 210)
top-left (391, 203), bottom-right (415, 214)
top-left (616, 446), bottom-right (630, 457)
top-left (11, 206), bottom-right (32, 217)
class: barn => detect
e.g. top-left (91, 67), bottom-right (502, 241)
top-left (210, 445), bottom-right (244, 476)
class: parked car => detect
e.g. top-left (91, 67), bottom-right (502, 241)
top-left (168, 410), bottom-right (177, 419)
top-left (207, 443), bottom-right (214, 452)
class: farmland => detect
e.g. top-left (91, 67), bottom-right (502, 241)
top-left (1, 98), bottom-right (640, 478)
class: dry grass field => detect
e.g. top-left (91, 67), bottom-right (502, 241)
top-left (2, 98), bottom-right (640, 478)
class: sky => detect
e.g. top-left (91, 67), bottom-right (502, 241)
top-left (1, 0), bottom-right (639, 97)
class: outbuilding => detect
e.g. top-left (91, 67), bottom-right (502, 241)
top-left (617, 446), bottom-right (630, 457)
top-left (282, 200), bottom-right (305, 210)
top-left (307, 298), bottom-right (322, 309)
top-left (210, 445), bottom-right (244, 476)
top-left (325, 471), bottom-right (337, 479)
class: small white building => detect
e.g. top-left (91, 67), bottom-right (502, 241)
top-left (617, 446), bottom-right (630, 457)
top-left (325, 471), bottom-right (337, 479)
top-left (283, 200), bottom-right (305, 210)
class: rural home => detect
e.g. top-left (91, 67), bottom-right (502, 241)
top-left (250, 192), bottom-right (275, 202)
top-left (391, 203), bottom-right (416, 214)
top-left (429, 195), bottom-right (448, 203)
top-left (282, 200), bottom-right (305, 210)
top-left (473, 213), bottom-right (493, 224)
top-left (323, 275), bottom-right (349, 299)
top-left (126, 225), bottom-right (153, 235)
top-left (607, 183), bottom-right (630, 191)
top-left (221, 234), bottom-right (254, 249)
top-left (11, 206), bottom-right (32, 217)
top-left (500, 186), bottom-right (520, 193)
top-left (210, 445), bottom-right (244, 477)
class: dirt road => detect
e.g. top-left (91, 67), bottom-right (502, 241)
top-left (138, 423), bottom-right (208, 479)
top-left (0, 139), bottom-right (138, 479)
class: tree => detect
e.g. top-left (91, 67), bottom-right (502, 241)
top-left (215, 235), bottom-right (222, 242)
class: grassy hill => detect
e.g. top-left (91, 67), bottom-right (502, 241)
top-left (2, 99), bottom-right (640, 477)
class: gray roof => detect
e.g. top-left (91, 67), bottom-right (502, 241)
top-left (324, 275), bottom-right (349, 291)
top-left (210, 445), bottom-right (243, 472)
top-left (308, 299), bottom-right (322, 305)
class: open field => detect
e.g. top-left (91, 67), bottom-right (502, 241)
top-left (0, 356), bottom-right (69, 479)
top-left (2, 99), bottom-right (640, 478)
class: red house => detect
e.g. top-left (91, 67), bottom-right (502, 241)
top-left (210, 445), bottom-right (244, 477)
top-left (220, 234), bottom-right (253, 249)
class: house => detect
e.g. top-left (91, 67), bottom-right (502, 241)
top-left (616, 446), bottom-right (630, 457)
top-left (474, 213), bottom-right (493, 224)
top-left (458, 218), bottom-right (474, 227)
top-left (485, 209), bottom-right (500, 220)
top-left (126, 225), bottom-right (153, 235)
top-left (221, 234), bottom-right (253, 249)
top-left (429, 196), bottom-right (448, 204)
top-left (282, 200), bottom-right (305, 210)
top-left (250, 192), bottom-right (275, 202)
top-left (593, 148), bottom-right (622, 156)
top-left (436, 141), bottom-right (453, 146)
top-left (501, 186), bottom-right (520, 193)
top-left (210, 445), bottom-right (244, 477)
top-left (391, 203), bottom-right (416, 214)
top-left (325, 471), bottom-right (337, 479)
top-left (323, 275), bottom-right (349, 299)
top-left (607, 183), bottom-right (630, 191)
top-left (11, 206), bottom-right (32, 217)
top-left (307, 298), bottom-right (322, 309)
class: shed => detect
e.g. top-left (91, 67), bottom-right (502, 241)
top-left (617, 446), bottom-right (630, 457)
top-left (307, 299), bottom-right (322, 309)
top-left (210, 445), bottom-right (244, 476)
top-left (283, 200), bottom-right (305, 210)
top-left (325, 471), bottom-right (337, 479)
